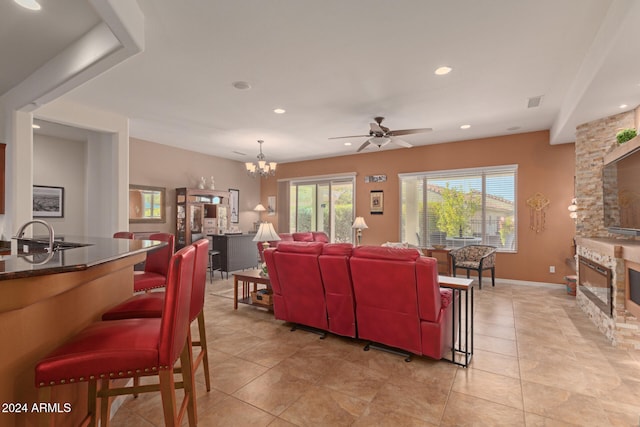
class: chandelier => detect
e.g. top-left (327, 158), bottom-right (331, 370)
top-left (245, 140), bottom-right (277, 178)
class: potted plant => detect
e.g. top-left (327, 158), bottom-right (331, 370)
top-left (616, 128), bottom-right (637, 144)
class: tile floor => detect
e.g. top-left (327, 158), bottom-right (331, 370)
top-left (111, 276), bottom-right (640, 426)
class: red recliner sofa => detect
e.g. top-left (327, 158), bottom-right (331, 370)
top-left (318, 243), bottom-right (356, 338)
top-left (258, 231), bottom-right (329, 261)
top-left (349, 246), bottom-right (455, 360)
top-left (263, 242), bottom-right (329, 333)
top-left (264, 241), bottom-right (357, 338)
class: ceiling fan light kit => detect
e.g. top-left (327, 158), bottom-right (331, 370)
top-left (330, 116), bottom-right (432, 153)
top-left (246, 140), bottom-right (277, 178)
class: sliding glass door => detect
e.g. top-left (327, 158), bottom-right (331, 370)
top-left (290, 177), bottom-right (354, 243)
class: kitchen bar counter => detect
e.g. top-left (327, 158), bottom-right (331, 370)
top-left (0, 235), bottom-right (162, 280)
top-left (0, 236), bottom-right (163, 427)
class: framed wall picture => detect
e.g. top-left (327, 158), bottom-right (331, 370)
top-left (33, 185), bottom-right (64, 218)
top-left (370, 190), bottom-right (383, 215)
top-left (229, 188), bottom-right (239, 223)
top-left (267, 196), bottom-right (276, 216)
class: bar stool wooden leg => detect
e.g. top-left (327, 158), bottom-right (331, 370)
top-left (159, 368), bottom-right (178, 427)
top-left (182, 337), bottom-right (197, 427)
top-left (87, 379), bottom-right (98, 427)
top-left (37, 387), bottom-right (53, 427)
top-left (197, 311), bottom-right (211, 391)
top-left (99, 379), bottom-right (110, 427)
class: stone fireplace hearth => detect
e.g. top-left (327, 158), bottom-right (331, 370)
top-left (574, 108), bottom-right (640, 351)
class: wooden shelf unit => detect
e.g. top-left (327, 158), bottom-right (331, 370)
top-left (175, 187), bottom-right (231, 249)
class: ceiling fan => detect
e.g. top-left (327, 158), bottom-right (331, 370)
top-left (329, 116), bottom-right (432, 152)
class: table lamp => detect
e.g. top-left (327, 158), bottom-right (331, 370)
top-left (253, 222), bottom-right (281, 249)
top-left (253, 222), bottom-right (280, 276)
top-left (352, 216), bottom-right (368, 246)
top-left (253, 204), bottom-right (267, 232)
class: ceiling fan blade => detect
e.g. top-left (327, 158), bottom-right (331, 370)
top-left (370, 123), bottom-right (384, 134)
top-left (391, 137), bottom-right (413, 148)
top-left (328, 134), bottom-right (370, 140)
top-left (388, 128), bottom-right (432, 136)
top-left (356, 140), bottom-right (371, 152)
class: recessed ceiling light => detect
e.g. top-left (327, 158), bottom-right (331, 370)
top-left (507, 126), bottom-right (521, 131)
top-left (231, 81), bottom-right (251, 90)
top-left (460, 124), bottom-right (471, 129)
top-left (273, 108), bottom-right (286, 114)
top-left (14, 0), bottom-right (41, 10)
top-left (32, 124), bottom-right (40, 129)
top-left (344, 142), bottom-right (352, 146)
top-left (619, 104), bottom-right (628, 109)
top-left (434, 66), bottom-right (452, 76)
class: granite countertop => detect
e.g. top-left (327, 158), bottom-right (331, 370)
top-left (0, 235), bottom-right (164, 281)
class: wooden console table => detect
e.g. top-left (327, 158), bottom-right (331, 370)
top-left (439, 275), bottom-right (474, 367)
top-left (424, 248), bottom-right (452, 276)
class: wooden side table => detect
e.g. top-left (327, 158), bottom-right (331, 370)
top-left (424, 248), bottom-right (452, 276)
top-left (232, 269), bottom-right (272, 310)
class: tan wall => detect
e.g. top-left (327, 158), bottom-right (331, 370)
top-left (261, 130), bottom-right (576, 284)
top-left (129, 138), bottom-right (261, 236)
top-left (33, 134), bottom-right (87, 236)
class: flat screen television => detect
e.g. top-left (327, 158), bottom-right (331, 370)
top-left (603, 144), bottom-right (640, 236)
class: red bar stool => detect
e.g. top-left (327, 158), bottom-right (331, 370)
top-left (102, 239), bottom-right (211, 391)
top-left (35, 244), bottom-right (197, 427)
top-left (113, 231), bottom-right (135, 239)
top-left (134, 233), bottom-right (175, 292)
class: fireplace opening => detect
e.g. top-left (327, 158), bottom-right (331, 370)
top-left (578, 256), bottom-right (613, 317)
top-left (625, 261), bottom-right (640, 319)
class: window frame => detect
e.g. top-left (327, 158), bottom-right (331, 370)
top-left (288, 174), bottom-right (356, 243)
top-left (399, 165), bottom-right (518, 253)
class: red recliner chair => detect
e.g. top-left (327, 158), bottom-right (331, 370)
top-left (318, 243), bottom-right (356, 338)
top-left (350, 246), bottom-right (455, 360)
top-left (257, 231), bottom-right (329, 261)
top-left (263, 241), bottom-right (329, 336)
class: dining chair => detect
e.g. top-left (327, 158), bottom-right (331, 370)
top-left (134, 232), bottom-right (175, 292)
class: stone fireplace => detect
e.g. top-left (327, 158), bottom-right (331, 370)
top-left (578, 256), bottom-right (612, 317)
top-left (575, 108), bottom-right (640, 351)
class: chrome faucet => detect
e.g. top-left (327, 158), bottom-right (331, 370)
top-left (14, 220), bottom-right (55, 253)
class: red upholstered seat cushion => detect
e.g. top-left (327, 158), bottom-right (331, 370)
top-left (321, 243), bottom-right (353, 256)
top-left (102, 292), bottom-right (164, 320)
top-left (275, 241), bottom-right (324, 254)
top-left (278, 233), bottom-right (294, 242)
top-left (133, 272), bottom-right (166, 292)
top-left (352, 246), bottom-right (421, 262)
top-left (440, 289), bottom-right (453, 309)
top-left (312, 232), bottom-right (329, 243)
top-left (35, 319), bottom-right (162, 386)
top-left (292, 232), bottom-right (314, 242)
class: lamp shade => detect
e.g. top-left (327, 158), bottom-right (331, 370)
top-left (352, 217), bottom-right (368, 230)
top-left (254, 204), bottom-right (267, 212)
top-left (253, 222), bottom-right (281, 242)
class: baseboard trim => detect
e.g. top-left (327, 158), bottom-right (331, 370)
top-left (494, 278), bottom-right (564, 288)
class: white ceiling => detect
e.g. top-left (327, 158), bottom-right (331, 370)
top-left (5, 0), bottom-right (640, 164)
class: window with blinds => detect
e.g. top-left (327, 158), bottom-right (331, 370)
top-left (400, 165), bottom-right (517, 252)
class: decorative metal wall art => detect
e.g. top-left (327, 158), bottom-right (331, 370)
top-left (526, 192), bottom-right (550, 233)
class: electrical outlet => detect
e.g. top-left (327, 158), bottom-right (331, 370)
top-left (549, 265), bottom-right (555, 273)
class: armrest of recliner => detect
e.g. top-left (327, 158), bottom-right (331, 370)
top-left (415, 257), bottom-right (441, 322)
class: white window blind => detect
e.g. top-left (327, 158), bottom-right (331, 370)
top-left (400, 165), bottom-right (517, 252)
